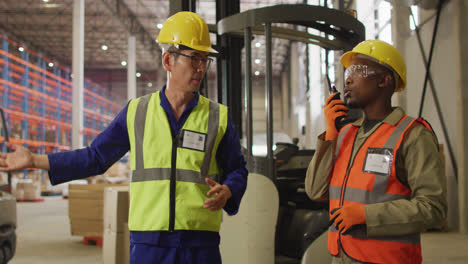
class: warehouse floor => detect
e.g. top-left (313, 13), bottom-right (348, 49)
top-left (8, 196), bottom-right (468, 264)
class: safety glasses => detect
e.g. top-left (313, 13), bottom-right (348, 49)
top-left (170, 51), bottom-right (213, 70)
top-left (344, 64), bottom-right (386, 80)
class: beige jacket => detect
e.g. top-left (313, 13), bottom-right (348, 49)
top-left (305, 107), bottom-right (447, 237)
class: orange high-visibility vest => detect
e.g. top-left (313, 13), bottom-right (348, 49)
top-left (328, 115), bottom-right (433, 264)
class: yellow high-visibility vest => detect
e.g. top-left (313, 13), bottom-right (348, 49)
top-left (126, 91), bottom-right (228, 232)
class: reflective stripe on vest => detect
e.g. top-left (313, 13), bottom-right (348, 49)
top-left (127, 91), bottom-right (227, 232)
top-left (328, 115), bottom-right (424, 264)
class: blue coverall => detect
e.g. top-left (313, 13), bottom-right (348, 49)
top-left (48, 85), bottom-right (248, 264)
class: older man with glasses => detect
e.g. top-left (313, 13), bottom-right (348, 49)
top-left (0, 11), bottom-right (248, 264)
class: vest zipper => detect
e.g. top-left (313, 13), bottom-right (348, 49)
top-left (338, 124), bottom-right (383, 207)
top-left (337, 124), bottom-right (384, 255)
top-left (338, 134), bottom-right (359, 207)
top-left (169, 134), bottom-right (177, 232)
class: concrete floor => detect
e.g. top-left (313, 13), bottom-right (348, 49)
top-left (10, 196), bottom-right (101, 264)
top-left (8, 196), bottom-right (468, 264)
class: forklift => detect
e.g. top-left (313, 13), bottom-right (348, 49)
top-left (0, 108), bottom-right (17, 264)
top-left (216, 4), bottom-right (364, 264)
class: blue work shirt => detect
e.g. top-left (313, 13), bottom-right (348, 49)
top-left (48, 85), bottom-right (248, 247)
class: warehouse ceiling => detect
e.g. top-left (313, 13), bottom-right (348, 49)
top-left (0, 0), bottom-right (307, 85)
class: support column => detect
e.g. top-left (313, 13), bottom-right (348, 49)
top-left (72, 0), bottom-right (84, 149)
top-left (455, 0), bottom-right (468, 234)
top-left (127, 35), bottom-right (136, 100)
top-left (169, 0), bottom-right (196, 16)
top-left (216, 0), bottom-right (242, 136)
top-left (289, 42), bottom-right (299, 138)
top-left (391, 0), bottom-right (411, 109)
top-left (265, 23), bottom-right (274, 180)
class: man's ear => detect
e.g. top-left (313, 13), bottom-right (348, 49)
top-left (162, 52), bottom-right (172, 71)
top-left (380, 74), bottom-right (396, 95)
top-left (378, 74), bottom-right (393, 89)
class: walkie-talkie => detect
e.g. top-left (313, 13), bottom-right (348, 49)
top-left (326, 75), bottom-right (348, 131)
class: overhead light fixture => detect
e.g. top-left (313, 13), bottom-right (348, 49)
top-left (48, 62), bottom-right (54, 67)
top-left (136, 72), bottom-right (141, 78)
top-left (157, 24), bottom-right (163, 29)
top-left (255, 42), bottom-right (261, 48)
top-left (121, 61), bottom-right (127, 66)
top-left (41, 0), bottom-right (61, 8)
top-left (254, 59), bottom-right (261, 64)
top-left (18, 47), bottom-right (24, 52)
top-left (147, 82), bottom-right (153, 87)
top-left (101, 45), bottom-right (108, 51)
top-left (254, 71), bottom-right (260, 76)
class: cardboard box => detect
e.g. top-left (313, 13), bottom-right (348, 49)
top-left (15, 180), bottom-right (41, 200)
top-left (103, 228), bottom-right (125, 264)
top-left (68, 184), bottom-right (127, 237)
top-left (103, 186), bottom-right (129, 232)
top-left (102, 187), bottom-right (130, 264)
top-left (70, 219), bottom-right (103, 237)
top-left (69, 199), bottom-right (104, 220)
top-left (123, 223), bottom-right (130, 264)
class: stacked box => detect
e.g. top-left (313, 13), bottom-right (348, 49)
top-left (123, 223), bottom-right (130, 264)
top-left (102, 186), bottom-right (130, 264)
top-left (68, 184), bottom-right (126, 237)
top-left (15, 180), bottom-right (41, 200)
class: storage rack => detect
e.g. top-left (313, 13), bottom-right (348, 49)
top-left (0, 34), bottom-right (125, 180)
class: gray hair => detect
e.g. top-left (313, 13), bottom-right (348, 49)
top-left (158, 43), bottom-right (177, 54)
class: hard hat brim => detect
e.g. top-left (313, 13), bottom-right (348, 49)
top-left (191, 45), bottom-right (218, 54)
top-left (340, 51), bottom-right (356, 68)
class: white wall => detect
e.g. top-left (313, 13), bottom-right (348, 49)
top-left (401, 1), bottom-right (460, 230)
top-left (454, 0), bottom-right (468, 235)
top-left (306, 44), bottom-right (327, 149)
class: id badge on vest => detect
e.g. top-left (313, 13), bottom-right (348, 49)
top-left (363, 148), bottom-right (393, 176)
top-left (180, 129), bottom-right (207, 152)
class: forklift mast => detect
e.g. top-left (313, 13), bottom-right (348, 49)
top-left (0, 108), bottom-right (12, 193)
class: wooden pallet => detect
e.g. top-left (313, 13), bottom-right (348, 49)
top-left (83, 236), bottom-right (103, 247)
top-left (16, 198), bottom-right (45, 202)
top-left (41, 190), bottom-right (62, 196)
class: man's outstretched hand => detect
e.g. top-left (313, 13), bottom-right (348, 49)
top-left (0, 142), bottom-right (34, 172)
top-left (203, 178), bottom-right (232, 211)
top-left (0, 142), bottom-right (49, 171)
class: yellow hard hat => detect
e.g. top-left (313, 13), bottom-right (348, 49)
top-left (341, 40), bottom-right (406, 91)
top-left (157, 11), bottom-right (218, 54)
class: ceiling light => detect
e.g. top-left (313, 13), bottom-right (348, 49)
top-left (48, 62), bottom-right (54, 67)
top-left (254, 59), bottom-right (261, 64)
top-left (101, 45), bottom-right (108, 51)
top-left (43, 0), bottom-right (49, 2)
top-left (255, 42), bottom-right (261, 48)
top-left (121, 61), bottom-right (127, 66)
top-left (18, 47), bottom-right (24, 52)
top-left (157, 24), bottom-right (163, 29)
top-left (147, 82), bottom-right (153, 87)
top-left (136, 72), bottom-right (141, 78)
top-left (254, 71), bottom-right (260, 76)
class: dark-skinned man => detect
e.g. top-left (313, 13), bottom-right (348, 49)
top-left (305, 39), bottom-right (447, 264)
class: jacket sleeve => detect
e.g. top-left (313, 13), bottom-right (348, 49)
top-left (48, 105), bottom-right (130, 185)
top-left (217, 117), bottom-right (248, 216)
top-left (365, 124), bottom-right (447, 236)
top-left (305, 132), bottom-right (336, 201)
